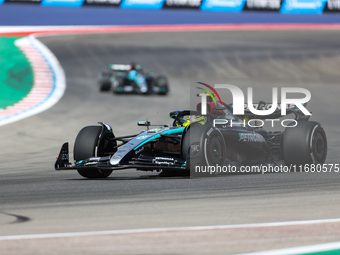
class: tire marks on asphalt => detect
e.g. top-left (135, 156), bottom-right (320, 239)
top-left (0, 212), bottom-right (31, 224)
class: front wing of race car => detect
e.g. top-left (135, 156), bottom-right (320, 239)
top-left (54, 142), bottom-right (187, 172)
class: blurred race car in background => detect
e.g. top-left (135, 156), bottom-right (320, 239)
top-left (98, 63), bottom-right (169, 95)
top-left (55, 94), bottom-right (327, 179)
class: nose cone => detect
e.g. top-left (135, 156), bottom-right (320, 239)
top-left (110, 154), bottom-right (123, 165)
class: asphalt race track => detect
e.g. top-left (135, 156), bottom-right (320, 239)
top-left (0, 30), bottom-right (340, 254)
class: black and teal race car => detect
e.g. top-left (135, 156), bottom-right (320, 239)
top-left (55, 98), bottom-right (327, 178)
top-left (98, 63), bottom-right (169, 95)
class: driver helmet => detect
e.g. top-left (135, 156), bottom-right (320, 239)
top-left (177, 115), bottom-right (206, 127)
top-left (130, 62), bottom-right (137, 70)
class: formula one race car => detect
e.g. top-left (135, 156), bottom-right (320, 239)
top-left (55, 95), bottom-right (327, 178)
top-left (98, 63), bottom-right (169, 95)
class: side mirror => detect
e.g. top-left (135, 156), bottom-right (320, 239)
top-left (169, 111), bottom-right (179, 119)
top-left (137, 121), bottom-right (150, 126)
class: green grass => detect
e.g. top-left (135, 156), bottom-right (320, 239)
top-left (305, 250), bottom-right (340, 255)
top-left (0, 37), bottom-right (33, 109)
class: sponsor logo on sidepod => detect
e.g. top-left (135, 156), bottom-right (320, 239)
top-left (239, 133), bottom-right (266, 142)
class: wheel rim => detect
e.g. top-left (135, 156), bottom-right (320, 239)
top-left (206, 136), bottom-right (223, 165)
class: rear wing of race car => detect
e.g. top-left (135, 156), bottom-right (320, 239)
top-left (108, 64), bottom-right (131, 71)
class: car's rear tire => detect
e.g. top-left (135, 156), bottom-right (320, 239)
top-left (282, 121), bottom-right (327, 166)
top-left (74, 126), bottom-right (113, 178)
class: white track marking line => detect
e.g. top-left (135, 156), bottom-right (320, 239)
top-left (0, 218), bottom-right (340, 241)
top-left (238, 241), bottom-right (340, 255)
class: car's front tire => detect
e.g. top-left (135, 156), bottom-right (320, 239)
top-left (98, 72), bottom-right (111, 92)
top-left (74, 126), bottom-right (113, 178)
top-left (155, 76), bottom-right (169, 95)
top-left (112, 76), bottom-right (125, 94)
top-left (181, 124), bottom-right (226, 171)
